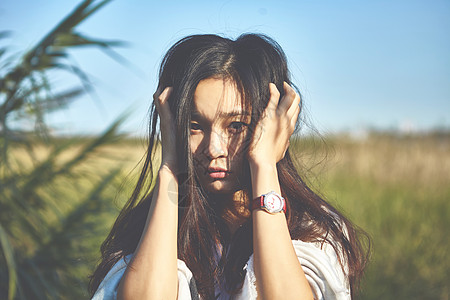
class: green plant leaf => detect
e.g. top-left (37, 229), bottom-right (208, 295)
top-left (0, 224), bottom-right (17, 300)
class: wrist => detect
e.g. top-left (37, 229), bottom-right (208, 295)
top-left (248, 159), bottom-right (277, 174)
top-left (156, 165), bottom-right (179, 205)
top-left (249, 160), bottom-right (281, 200)
top-left (159, 162), bottom-right (178, 178)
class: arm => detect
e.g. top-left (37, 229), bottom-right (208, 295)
top-left (249, 83), bottom-right (314, 300)
top-left (117, 87), bottom-right (179, 300)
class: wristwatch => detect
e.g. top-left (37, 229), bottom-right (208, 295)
top-left (252, 191), bottom-right (286, 214)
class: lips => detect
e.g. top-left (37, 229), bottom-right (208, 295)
top-left (207, 167), bottom-right (229, 179)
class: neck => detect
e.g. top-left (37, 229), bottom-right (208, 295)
top-left (211, 190), bottom-right (251, 236)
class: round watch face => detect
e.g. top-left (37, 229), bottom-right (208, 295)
top-left (264, 193), bottom-right (283, 213)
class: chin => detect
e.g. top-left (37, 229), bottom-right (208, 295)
top-left (201, 179), bottom-right (241, 195)
top-left (204, 183), bottom-right (234, 194)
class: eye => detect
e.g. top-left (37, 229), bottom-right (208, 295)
top-left (190, 122), bottom-right (202, 133)
top-left (228, 122), bottom-right (247, 134)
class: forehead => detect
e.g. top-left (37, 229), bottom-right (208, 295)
top-left (192, 77), bottom-right (244, 117)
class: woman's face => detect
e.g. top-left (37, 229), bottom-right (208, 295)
top-left (190, 77), bottom-right (251, 194)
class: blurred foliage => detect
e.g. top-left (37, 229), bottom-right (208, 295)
top-left (0, 1), bottom-right (129, 299)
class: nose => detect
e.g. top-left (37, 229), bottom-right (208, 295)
top-left (206, 130), bottom-right (227, 159)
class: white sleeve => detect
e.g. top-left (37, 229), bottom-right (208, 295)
top-left (292, 240), bottom-right (351, 300)
top-left (91, 255), bottom-right (196, 300)
top-left (237, 240), bottom-right (351, 300)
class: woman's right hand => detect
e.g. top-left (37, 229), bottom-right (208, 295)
top-left (118, 87), bottom-right (179, 300)
top-left (153, 86), bottom-right (177, 172)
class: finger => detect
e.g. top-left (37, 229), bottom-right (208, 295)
top-left (278, 82), bottom-right (297, 113)
top-left (267, 83), bottom-right (280, 112)
top-left (287, 91), bottom-right (301, 118)
top-left (153, 85), bottom-right (166, 110)
top-left (153, 85), bottom-right (164, 100)
top-left (154, 87), bottom-right (173, 116)
top-left (281, 140), bottom-right (290, 161)
top-left (290, 104), bottom-right (300, 129)
top-left (160, 86), bottom-right (173, 103)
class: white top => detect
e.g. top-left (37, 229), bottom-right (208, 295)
top-left (91, 240), bottom-right (351, 300)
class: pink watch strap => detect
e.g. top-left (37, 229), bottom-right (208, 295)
top-left (252, 195), bottom-right (265, 211)
top-left (252, 194), bottom-right (286, 213)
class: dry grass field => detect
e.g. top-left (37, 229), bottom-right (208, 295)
top-left (292, 133), bottom-right (450, 300)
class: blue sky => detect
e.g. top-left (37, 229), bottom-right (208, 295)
top-left (1, 0), bottom-right (449, 135)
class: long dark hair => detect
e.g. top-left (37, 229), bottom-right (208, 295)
top-left (89, 33), bottom-right (369, 299)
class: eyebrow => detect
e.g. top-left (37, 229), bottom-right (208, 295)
top-left (191, 110), bottom-right (250, 119)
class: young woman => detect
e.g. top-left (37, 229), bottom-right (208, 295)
top-left (89, 33), bottom-right (369, 300)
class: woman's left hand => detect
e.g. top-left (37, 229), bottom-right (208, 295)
top-left (248, 82), bottom-right (300, 166)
